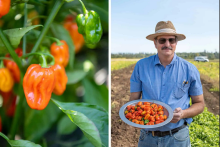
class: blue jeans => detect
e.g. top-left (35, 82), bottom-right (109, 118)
top-left (138, 126), bottom-right (191, 147)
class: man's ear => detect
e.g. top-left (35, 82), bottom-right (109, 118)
top-left (154, 39), bottom-right (157, 47)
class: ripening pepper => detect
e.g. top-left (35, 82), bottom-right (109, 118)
top-left (76, 0), bottom-right (102, 45)
top-left (64, 16), bottom-right (84, 53)
top-left (23, 64), bottom-right (56, 110)
top-left (4, 48), bottom-right (23, 83)
top-left (51, 64), bottom-right (68, 95)
top-left (0, 0), bottom-right (10, 18)
top-left (0, 90), bottom-right (17, 116)
top-left (50, 40), bottom-right (69, 67)
top-left (0, 68), bottom-right (14, 92)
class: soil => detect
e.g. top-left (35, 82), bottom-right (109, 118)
top-left (111, 64), bottom-right (219, 147)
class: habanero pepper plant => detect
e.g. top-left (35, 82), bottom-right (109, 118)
top-left (0, 0), bottom-right (108, 147)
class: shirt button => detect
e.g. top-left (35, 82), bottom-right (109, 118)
top-left (163, 84), bottom-right (165, 86)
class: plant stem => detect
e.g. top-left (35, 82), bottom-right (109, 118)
top-left (0, 57), bottom-right (14, 61)
top-left (46, 36), bottom-right (63, 46)
top-left (0, 28), bottom-right (22, 71)
top-left (29, 0), bottom-right (64, 63)
top-left (78, 0), bottom-right (88, 14)
top-left (22, 2), bottom-right (27, 55)
top-left (22, 53), bottom-right (48, 68)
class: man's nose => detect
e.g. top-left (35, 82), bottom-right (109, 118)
top-left (164, 39), bottom-right (171, 46)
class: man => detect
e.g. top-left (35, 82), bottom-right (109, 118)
top-left (130, 21), bottom-right (204, 147)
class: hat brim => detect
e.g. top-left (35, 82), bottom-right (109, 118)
top-left (146, 33), bottom-right (186, 41)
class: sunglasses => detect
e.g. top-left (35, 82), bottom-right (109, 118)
top-left (157, 38), bottom-right (176, 44)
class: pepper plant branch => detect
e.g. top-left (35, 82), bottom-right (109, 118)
top-left (46, 36), bottom-right (64, 46)
top-left (0, 28), bottom-right (23, 71)
top-left (8, 92), bottom-right (25, 140)
top-left (22, 52), bottom-right (49, 67)
top-left (22, 2), bottom-right (27, 55)
top-left (29, 0), bottom-right (64, 62)
top-left (0, 57), bottom-right (14, 61)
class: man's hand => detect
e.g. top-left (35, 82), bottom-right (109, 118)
top-left (170, 107), bottom-right (184, 123)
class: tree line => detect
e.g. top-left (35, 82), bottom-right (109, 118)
top-left (111, 51), bottom-right (219, 60)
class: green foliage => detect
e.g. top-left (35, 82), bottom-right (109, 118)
top-left (190, 61), bottom-right (219, 92)
top-left (66, 70), bottom-right (87, 84)
top-left (189, 107), bottom-right (219, 147)
top-left (51, 99), bottom-right (108, 147)
top-left (0, 132), bottom-right (41, 147)
top-left (0, 25), bottom-right (42, 54)
top-left (82, 78), bottom-right (108, 111)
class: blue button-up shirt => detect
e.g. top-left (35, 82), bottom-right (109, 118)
top-left (130, 53), bottom-right (203, 131)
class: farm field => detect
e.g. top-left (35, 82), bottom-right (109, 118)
top-left (111, 58), bottom-right (219, 147)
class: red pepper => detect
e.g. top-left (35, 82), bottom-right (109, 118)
top-left (4, 48), bottom-right (23, 83)
top-left (0, 90), bottom-right (17, 116)
top-left (23, 64), bottom-right (56, 110)
top-left (0, 0), bottom-right (10, 18)
top-left (51, 64), bottom-right (68, 95)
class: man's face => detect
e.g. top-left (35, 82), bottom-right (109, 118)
top-left (154, 35), bottom-right (177, 57)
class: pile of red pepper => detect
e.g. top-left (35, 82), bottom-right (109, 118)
top-left (125, 102), bottom-right (167, 125)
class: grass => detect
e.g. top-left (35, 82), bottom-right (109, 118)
top-left (111, 60), bottom-right (137, 71)
top-left (189, 61), bottom-right (219, 92)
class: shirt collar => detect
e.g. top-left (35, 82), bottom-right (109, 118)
top-left (154, 53), bottom-right (177, 66)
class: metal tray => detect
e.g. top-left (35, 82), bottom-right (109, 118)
top-left (119, 99), bottom-right (173, 128)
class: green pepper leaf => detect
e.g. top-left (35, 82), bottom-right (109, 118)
top-left (0, 132), bottom-right (41, 147)
top-left (82, 78), bottom-right (108, 111)
top-left (66, 70), bottom-right (87, 84)
top-left (57, 115), bottom-right (78, 135)
top-left (0, 25), bottom-right (42, 54)
top-left (51, 99), bottom-right (108, 147)
top-left (24, 101), bottom-right (61, 142)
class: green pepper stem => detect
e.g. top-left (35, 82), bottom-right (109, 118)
top-left (46, 36), bottom-right (63, 46)
top-left (78, 0), bottom-right (88, 14)
top-left (22, 2), bottom-right (27, 56)
top-left (0, 57), bottom-right (14, 62)
top-left (27, 15), bottom-right (47, 24)
top-left (21, 53), bottom-right (48, 68)
top-left (0, 61), bottom-right (3, 68)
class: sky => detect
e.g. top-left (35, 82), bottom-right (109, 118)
top-left (111, 0), bottom-right (219, 53)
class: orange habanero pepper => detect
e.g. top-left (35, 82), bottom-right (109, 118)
top-left (0, 0), bottom-right (10, 18)
top-left (51, 64), bottom-right (68, 95)
top-left (50, 40), bottom-right (69, 67)
top-left (4, 48), bottom-right (23, 83)
top-left (64, 15), bottom-right (84, 53)
top-left (0, 68), bottom-right (14, 92)
top-left (23, 64), bottom-right (56, 110)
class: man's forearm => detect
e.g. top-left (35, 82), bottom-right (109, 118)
top-left (130, 91), bottom-right (142, 101)
top-left (182, 101), bottom-right (204, 119)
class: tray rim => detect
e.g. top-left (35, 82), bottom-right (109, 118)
top-left (119, 99), bottom-right (173, 129)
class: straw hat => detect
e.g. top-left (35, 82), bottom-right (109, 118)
top-left (146, 21), bottom-right (186, 41)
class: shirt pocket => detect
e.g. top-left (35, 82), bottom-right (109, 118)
top-left (173, 82), bottom-right (190, 99)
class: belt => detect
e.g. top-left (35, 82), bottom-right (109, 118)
top-left (148, 122), bottom-right (188, 137)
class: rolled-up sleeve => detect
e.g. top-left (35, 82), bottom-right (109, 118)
top-left (189, 65), bottom-right (203, 96)
top-left (130, 62), bottom-right (142, 92)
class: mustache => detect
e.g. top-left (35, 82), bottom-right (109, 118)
top-left (162, 46), bottom-right (172, 50)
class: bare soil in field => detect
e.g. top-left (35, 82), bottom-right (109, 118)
top-left (111, 64), bottom-right (219, 147)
